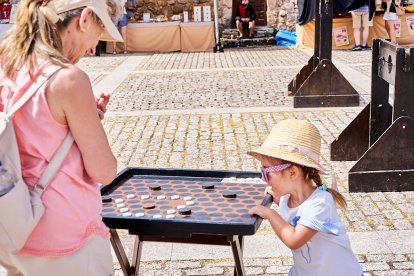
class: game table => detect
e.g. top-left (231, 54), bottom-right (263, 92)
top-left (101, 167), bottom-right (272, 276)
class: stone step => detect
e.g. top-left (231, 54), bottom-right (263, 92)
top-left (222, 36), bottom-right (275, 48)
top-left (222, 27), bottom-right (276, 39)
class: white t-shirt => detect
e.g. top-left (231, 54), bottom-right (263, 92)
top-left (279, 189), bottom-right (363, 276)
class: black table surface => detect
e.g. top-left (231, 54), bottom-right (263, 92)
top-left (101, 167), bottom-right (272, 236)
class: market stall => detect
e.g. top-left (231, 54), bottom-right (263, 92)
top-left (297, 12), bottom-right (414, 50)
top-left (107, 21), bottom-right (181, 53)
top-left (180, 21), bottom-right (214, 52)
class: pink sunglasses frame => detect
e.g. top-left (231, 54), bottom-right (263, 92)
top-left (260, 163), bottom-right (292, 182)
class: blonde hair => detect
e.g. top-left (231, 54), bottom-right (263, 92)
top-left (0, 0), bottom-right (84, 78)
top-left (259, 155), bottom-right (347, 209)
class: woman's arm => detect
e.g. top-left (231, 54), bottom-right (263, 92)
top-left (46, 66), bottom-right (117, 184)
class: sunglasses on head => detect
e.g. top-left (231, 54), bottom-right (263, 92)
top-left (260, 163), bottom-right (292, 182)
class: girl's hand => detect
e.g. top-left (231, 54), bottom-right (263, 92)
top-left (96, 93), bottom-right (110, 120)
top-left (248, 205), bottom-right (273, 219)
top-left (264, 186), bottom-right (281, 205)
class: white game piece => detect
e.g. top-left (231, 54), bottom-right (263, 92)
top-left (122, 212), bottom-right (132, 217)
top-left (186, 200), bottom-right (195, 206)
top-left (135, 212), bottom-right (145, 217)
top-left (167, 209), bottom-right (176, 214)
top-left (183, 196), bottom-right (192, 201)
top-left (171, 195), bottom-right (180, 200)
top-left (176, 205), bottom-right (186, 209)
top-left (126, 194), bottom-right (135, 199)
top-left (116, 203), bottom-right (126, 208)
top-left (157, 195), bottom-right (166, 200)
top-left (141, 195), bottom-right (150, 200)
top-left (166, 214), bottom-right (175, 219)
top-left (114, 198), bottom-right (124, 203)
top-left (98, 183), bottom-right (103, 188)
top-left (153, 214), bottom-right (162, 219)
top-left (119, 207), bottom-right (129, 213)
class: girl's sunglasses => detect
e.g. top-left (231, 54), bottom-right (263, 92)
top-left (260, 163), bottom-right (292, 182)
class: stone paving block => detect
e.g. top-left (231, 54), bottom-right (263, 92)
top-left (185, 267), bottom-right (224, 275)
top-left (365, 253), bottom-right (408, 262)
top-left (378, 231), bottom-right (414, 254)
top-left (361, 262), bottom-right (391, 271)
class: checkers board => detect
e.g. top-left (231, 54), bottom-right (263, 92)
top-left (101, 167), bottom-right (272, 236)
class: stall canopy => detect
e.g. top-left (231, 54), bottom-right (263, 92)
top-left (298, 0), bottom-right (376, 25)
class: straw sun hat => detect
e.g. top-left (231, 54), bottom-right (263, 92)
top-left (247, 119), bottom-right (329, 174)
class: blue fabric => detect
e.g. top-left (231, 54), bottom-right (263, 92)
top-left (274, 30), bottom-right (297, 46)
top-left (116, 14), bottom-right (128, 27)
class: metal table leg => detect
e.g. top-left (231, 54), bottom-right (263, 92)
top-left (229, 235), bottom-right (245, 276)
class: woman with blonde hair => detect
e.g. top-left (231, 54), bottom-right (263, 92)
top-left (0, 0), bottom-right (122, 274)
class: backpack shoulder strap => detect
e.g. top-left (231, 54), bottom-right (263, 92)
top-left (6, 65), bottom-right (61, 117)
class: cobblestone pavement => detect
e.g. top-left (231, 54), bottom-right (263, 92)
top-left (87, 47), bottom-right (413, 275)
top-left (1, 47), bottom-right (412, 276)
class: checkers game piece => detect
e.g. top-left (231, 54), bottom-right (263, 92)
top-left (171, 195), bottom-right (180, 200)
top-left (186, 201), bottom-right (195, 206)
top-left (126, 194), bottom-right (135, 199)
top-left (119, 207), bottom-right (129, 213)
top-left (116, 203), bottom-right (126, 208)
top-left (141, 195), bottom-right (150, 200)
top-left (122, 212), bottom-right (132, 217)
top-left (183, 196), bottom-right (192, 201)
top-left (115, 198), bottom-right (124, 203)
top-left (222, 191), bottom-right (237, 199)
top-left (135, 212), bottom-right (145, 217)
top-left (142, 203), bottom-right (155, 209)
top-left (178, 208), bottom-right (191, 215)
top-left (201, 183), bottom-right (215, 189)
top-left (149, 185), bottom-right (161, 191)
top-left (176, 205), bottom-right (186, 210)
top-left (166, 214), bottom-right (175, 219)
top-left (153, 214), bottom-right (162, 219)
top-left (102, 195), bottom-right (112, 203)
top-left (157, 195), bottom-right (166, 200)
top-left (167, 209), bottom-right (176, 214)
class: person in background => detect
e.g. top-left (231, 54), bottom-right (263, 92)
top-left (350, 4), bottom-right (374, 51)
top-left (0, 0), bottom-right (121, 274)
top-left (247, 119), bottom-right (363, 276)
top-left (235, 0), bottom-right (256, 39)
top-left (126, 0), bottom-right (137, 21)
top-left (111, 0), bottom-right (128, 54)
top-left (382, 0), bottom-right (400, 43)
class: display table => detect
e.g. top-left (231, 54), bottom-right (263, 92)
top-left (108, 21), bottom-right (181, 53)
top-left (297, 13), bottom-right (414, 50)
top-left (180, 22), bottom-right (215, 52)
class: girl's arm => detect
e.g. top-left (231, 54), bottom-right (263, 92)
top-left (46, 66), bottom-right (117, 185)
top-left (249, 206), bottom-right (317, 250)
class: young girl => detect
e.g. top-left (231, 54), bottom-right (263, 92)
top-left (248, 119), bottom-right (363, 276)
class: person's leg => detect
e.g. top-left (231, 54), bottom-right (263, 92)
top-left (112, 42), bottom-right (116, 54)
top-left (119, 14), bottom-right (128, 53)
top-left (236, 20), bottom-right (243, 37)
top-left (351, 12), bottom-right (362, 50)
top-left (361, 12), bottom-right (372, 48)
top-left (353, 28), bottom-right (361, 46)
top-left (121, 26), bottom-right (127, 53)
top-left (249, 20), bottom-right (255, 37)
top-left (385, 20), bottom-right (397, 43)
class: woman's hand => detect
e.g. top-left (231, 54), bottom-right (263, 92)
top-left (95, 93), bottom-right (110, 120)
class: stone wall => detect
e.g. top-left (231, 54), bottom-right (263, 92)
top-left (135, 0), bottom-right (298, 31)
